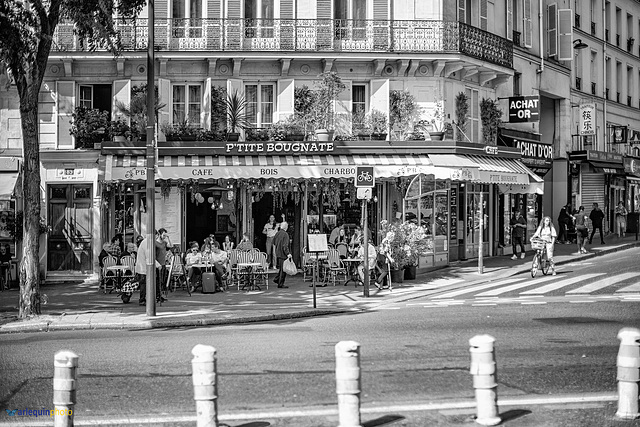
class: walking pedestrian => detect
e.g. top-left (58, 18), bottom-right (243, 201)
top-left (272, 221), bottom-right (292, 288)
top-left (588, 203), bottom-right (606, 244)
top-left (532, 216), bottom-right (558, 275)
top-left (262, 214), bottom-right (279, 268)
top-left (557, 205), bottom-right (572, 244)
top-left (135, 236), bottom-right (161, 306)
top-left (615, 201), bottom-right (628, 238)
top-left (574, 206), bottom-right (589, 254)
top-left (509, 209), bottom-right (527, 259)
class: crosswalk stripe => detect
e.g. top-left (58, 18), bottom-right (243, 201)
top-left (616, 282), bottom-right (640, 293)
top-left (433, 277), bottom-right (527, 299)
top-left (476, 275), bottom-right (558, 296)
top-left (520, 273), bottom-right (605, 295)
top-left (567, 272), bottom-right (638, 294)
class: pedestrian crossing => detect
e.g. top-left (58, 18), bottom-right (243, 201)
top-left (428, 271), bottom-right (640, 301)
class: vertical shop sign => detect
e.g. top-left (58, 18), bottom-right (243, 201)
top-left (579, 103), bottom-right (596, 136)
top-left (450, 188), bottom-right (457, 243)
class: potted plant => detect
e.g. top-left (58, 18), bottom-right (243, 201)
top-left (480, 98), bottom-right (503, 145)
top-left (389, 90), bottom-right (422, 141)
top-left (294, 85), bottom-right (315, 140)
top-left (108, 119), bottom-right (131, 142)
top-left (312, 71), bottom-right (346, 141)
top-left (226, 90), bottom-right (250, 141)
top-left (360, 109), bottom-right (388, 140)
top-left (115, 83), bottom-right (165, 141)
top-left (454, 92), bottom-right (470, 142)
top-left (69, 107), bottom-right (110, 149)
top-left (378, 220), bottom-right (432, 282)
top-left (160, 120), bottom-right (201, 141)
top-left (268, 116), bottom-right (305, 141)
top-left (427, 98), bottom-right (447, 140)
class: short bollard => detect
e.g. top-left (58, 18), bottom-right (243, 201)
top-left (335, 341), bottom-right (362, 427)
top-left (469, 335), bottom-right (501, 426)
top-left (53, 350), bottom-right (78, 427)
top-left (192, 344), bottom-right (218, 427)
top-left (616, 328), bottom-right (640, 420)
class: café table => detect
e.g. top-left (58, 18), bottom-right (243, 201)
top-left (342, 258), bottom-right (363, 287)
top-left (237, 262), bottom-right (261, 291)
top-left (105, 265), bottom-right (130, 292)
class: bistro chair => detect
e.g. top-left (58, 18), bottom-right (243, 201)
top-left (253, 251), bottom-right (269, 289)
top-left (227, 249), bottom-right (240, 289)
top-left (335, 242), bottom-right (349, 259)
top-left (119, 255), bottom-right (136, 286)
top-left (302, 251), bottom-right (314, 282)
top-left (249, 248), bottom-right (260, 261)
top-left (324, 249), bottom-right (347, 286)
top-left (168, 252), bottom-right (190, 294)
top-left (236, 250), bottom-right (253, 290)
top-left (101, 255), bottom-right (118, 294)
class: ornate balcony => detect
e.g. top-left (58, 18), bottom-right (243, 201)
top-left (51, 18), bottom-right (513, 68)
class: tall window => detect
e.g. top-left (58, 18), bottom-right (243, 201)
top-left (352, 85), bottom-right (366, 131)
top-left (513, 72), bottom-right (521, 96)
top-left (172, 0), bottom-right (203, 37)
top-left (465, 88), bottom-right (479, 143)
top-left (245, 0), bottom-right (274, 38)
top-left (173, 84), bottom-right (202, 125)
top-left (246, 84), bottom-right (274, 127)
top-left (173, 0), bottom-right (202, 19)
top-left (335, 0), bottom-right (366, 39)
top-left (78, 84), bottom-right (111, 112)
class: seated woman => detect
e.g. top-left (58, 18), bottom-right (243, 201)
top-left (185, 242), bottom-right (203, 290)
top-left (223, 235), bottom-right (234, 252)
top-left (236, 233), bottom-right (253, 251)
top-left (209, 240), bottom-right (229, 291)
top-left (349, 227), bottom-right (363, 256)
top-left (357, 239), bottom-right (377, 281)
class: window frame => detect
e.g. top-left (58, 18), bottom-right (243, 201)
top-left (244, 82), bottom-right (276, 128)
top-left (172, 83), bottom-right (203, 126)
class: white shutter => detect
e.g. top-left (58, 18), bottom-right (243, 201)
top-left (112, 80), bottom-right (131, 123)
top-left (558, 9), bottom-right (574, 60)
top-left (480, 0), bottom-right (487, 31)
top-left (458, 0), bottom-right (466, 23)
top-left (506, 0), bottom-right (513, 40)
top-left (370, 79), bottom-right (390, 138)
top-left (547, 3), bottom-right (557, 57)
top-left (335, 80), bottom-right (352, 135)
top-left (523, 0), bottom-right (532, 47)
top-left (158, 78), bottom-right (171, 141)
top-left (56, 81), bottom-right (75, 149)
top-left (203, 78), bottom-right (212, 130)
top-left (277, 79), bottom-right (295, 122)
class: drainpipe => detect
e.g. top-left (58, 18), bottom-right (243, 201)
top-left (537, 0), bottom-right (544, 74)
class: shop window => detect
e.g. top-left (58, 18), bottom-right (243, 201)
top-left (78, 84), bottom-right (112, 113)
top-left (172, 84), bottom-right (202, 125)
top-left (245, 83), bottom-right (275, 128)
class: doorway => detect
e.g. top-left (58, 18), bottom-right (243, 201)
top-left (251, 192), bottom-right (301, 266)
top-left (47, 184), bottom-right (93, 273)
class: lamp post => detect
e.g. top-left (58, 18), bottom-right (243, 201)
top-left (145, 0), bottom-right (156, 316)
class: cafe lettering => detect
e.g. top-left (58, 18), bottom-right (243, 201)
top-left (225, 142), bottom-right (335, 154)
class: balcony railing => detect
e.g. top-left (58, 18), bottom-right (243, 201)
top-left (51, 18), bottom-right (513, 68)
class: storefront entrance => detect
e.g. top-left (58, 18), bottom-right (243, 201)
top-left (47, 184), bottom-right (93, 273)
top-left (251, 192), bottom-right (301, 266)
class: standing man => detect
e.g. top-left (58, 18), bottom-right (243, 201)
top-left (135, 235), bottom-right (161, 306)
top-left (262, 214), bottom-right (279, 269)
top-left (273, 221), bottom-right (292, 289)
top-left (155, 228), bottom-right (172, 302)
top-left (510, 209), bottom-right (527, 259)
top-left (589, 203), bottom-right (606, 245)
top-left (556, 205), bottom-right (572, 244)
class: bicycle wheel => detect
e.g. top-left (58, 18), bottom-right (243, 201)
top-left (541, 251), bottom-right (550, 275)
top-left (531, 253), bottom-right (539, 278)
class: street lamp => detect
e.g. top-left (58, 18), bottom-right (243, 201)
top-left (573, 39), bottom-right (589, 50)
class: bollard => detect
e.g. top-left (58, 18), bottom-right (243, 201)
top-left (53, 350), bottom-right (78, 427)
top-left (616, 328), bottom-right (640, 420)
top-left (335, 341), bottom-right (362, 427)
top-left (469, 335), bottom-right (500, 426)
top-left (192, 344), bottom-right (218, 427)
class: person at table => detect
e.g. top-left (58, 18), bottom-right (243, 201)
top-left (0, 244), bottom-right (10, 290)
top-left (273, 221), bottom-right (292, 288)
top-left (328, 225), bottom-right (341, 245)
top-left (201, 237), bottom-right (213, 261)
top-left (114, 233), bottom-right (125, 254)
top-left (99, 243), bottom-right (112, 269)
top-left (136, 235), bottom-right (162, 306)
top-left (185, 242), bottom-right (203, 291)
top-left (209, 240), bottom-right (229, 291)
top-left (357, 239), bottom-right (377, 282)
top-left (263, 214), bottom-right (279, 269)
top-left (237, 233), bottom-right (253, 251)
top-left (349, 227), bottom-right (363, 254)
top-left (123, 242), bottom-right (138, 259)
top-left (334, 227), bottom-right (349, 245)
top-left (109, 235), bottom-right (122, 258)
top-left (223, 235), bottom-right (234, 252)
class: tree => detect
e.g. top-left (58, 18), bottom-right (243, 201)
top-left (0, 0), bottom-right (145, 318)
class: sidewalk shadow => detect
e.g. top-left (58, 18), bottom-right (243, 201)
top-left (499, 409), bottom-right (531, 423)
top-left (363, 414), bottom-right (405, 426)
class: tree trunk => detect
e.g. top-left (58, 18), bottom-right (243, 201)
top-left (18, 91), bottom-right (42, 318)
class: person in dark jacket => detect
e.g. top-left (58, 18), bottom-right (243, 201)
top-left (557, 205), bottom-right (572, 244)
top-left (272, 221), bottom-right (292, 288)
top-left (589, 202), bottom-right (606, 245)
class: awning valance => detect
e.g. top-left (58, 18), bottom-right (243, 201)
top-left (590, 161), bottom-right (624, 174)
top-left (464, 155), bottom-right (532, 185)
top-left (0, 172), bottom-right (19, 199)
top-left (104, 154), bottom-right (462, 181)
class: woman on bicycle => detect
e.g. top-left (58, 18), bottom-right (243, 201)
top-left (532, 216), bottom-right (558, 275)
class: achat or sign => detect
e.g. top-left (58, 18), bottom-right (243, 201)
top-left (508, 96), bottom-right (540, 123)
top-left (355, 166), bottom-right (375, 188)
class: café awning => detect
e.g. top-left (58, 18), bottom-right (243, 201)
top-left (103, 153), bottom-right (466, 182)
top-left (0, 172), bottom-right (19, 199)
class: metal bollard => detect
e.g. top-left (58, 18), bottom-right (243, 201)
top-left (192, 344), bottom-right (218, 427)
top-left (616, 328), bottom-right (640, 420)
top-left (335, 341), bottom-right (362, 427)
top-left (469, 335), bottom-right (501, 426)
top-left (53, 350), bottom-right (78, 427)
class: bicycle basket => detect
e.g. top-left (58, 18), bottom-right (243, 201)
top-left (530, 239), bottom-right (545, 250)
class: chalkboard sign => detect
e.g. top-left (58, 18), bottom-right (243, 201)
top-left (218, 215), bottom-right (229, 233)
top-left (450, 188), bottom-right (458, 243)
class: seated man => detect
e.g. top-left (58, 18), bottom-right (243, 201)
top-left (209, 240), bottom-right (228, 291)
top-left (236, 233), bottom-right (253, 251)
top-left (185, 242), bottom-right (203, 292)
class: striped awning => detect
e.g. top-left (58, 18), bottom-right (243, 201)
top-left (104, 154), bottom-right (463, 181)
top-left (464, 155), bottom-right (532, 185)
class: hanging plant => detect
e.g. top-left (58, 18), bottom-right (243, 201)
top-left (309, 180), bottom-right (319, 208)
top-left (254, 179), bottom-right (265, 202)
top-left (395, 177), bottom-right (409, 197)
top-left (324, 179), bottom-right (341, 211)
top-left (190, 180), bottom-right (201, 203)
top-left (480, 98), bottom-right (502, 146)
top-left (177, 179), bottom-right (186, 195)
top-left (159, 180), bottom-right (171, 199)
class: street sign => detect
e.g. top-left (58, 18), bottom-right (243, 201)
top-left (356, 188), bottom-right (372, 200)
top-left (508, 95), bottom-right (540, 123)
top-left (579, 103), bottom-right (596, 136)
top-left (355, 166), bottom-right (374, 188)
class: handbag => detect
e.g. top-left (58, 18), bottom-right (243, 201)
top-left (283, 258), bottom-right (298, 276)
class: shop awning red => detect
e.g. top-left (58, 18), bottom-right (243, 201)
top-left (103, 154), bottom-right (460, 181)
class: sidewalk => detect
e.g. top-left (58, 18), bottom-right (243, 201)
top-left (1, 233), bottom-right (639, 334)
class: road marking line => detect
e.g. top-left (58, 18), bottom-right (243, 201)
top-left (432, 277), bottom-right (526, 299)
top-left (476, 275), bottom-right (558, 296)
top-left (616, 283), bottom-right (640, 293)
top-left (521, 301), bottom-right (547, 305)
top-left (566, 272), bottom-right (638, 294)
top-left (520, 273), bottom-right (605, 295)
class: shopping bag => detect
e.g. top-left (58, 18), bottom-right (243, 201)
top-left (283, 258), bottom-right (297, 275)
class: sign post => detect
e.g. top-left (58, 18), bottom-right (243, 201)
top-left (308, 234), bottom-right (328, 308)
top-left (355, 167), bottom-right (374, 298)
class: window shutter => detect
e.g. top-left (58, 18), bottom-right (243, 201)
top-left (277, 79), bottom-right (295, 121)
top-left (547, 3), bottom-right (557, 57)
top-left (56, 81), bottom-right (75, 149)
top-left (480, 0), bottom-right (487, 30)
top-left (280, 0), bottom-right (294, 19)
top-left (458, 0), bottom-right (466, 23)
top-left (112, 80), bottom-right (131, 123)
top-left (523, 0), bottom-right (532, 47)
top-left (227, 0), bottom-right (241, 18)
top-left (318, 0), bottom-right (331, 19)
top-left (373, 0), bottom-right (388, 20)
top-left (158, 78), bottom-right (171, 141)
top-left (155, 0), bottom-right (168, 19)
top-left (208, 0), bottom-right (221, 18)
top-left (558, 9), bottom-right (573, 60)
top-left (506, 0), bottom-right (513, 40)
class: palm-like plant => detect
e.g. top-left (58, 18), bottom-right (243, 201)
top-left (226, 90), bottom-right (250, 134)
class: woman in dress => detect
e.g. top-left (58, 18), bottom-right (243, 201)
top-left (532, 216), bottom-right (558, 275)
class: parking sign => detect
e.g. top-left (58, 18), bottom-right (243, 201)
top-left (355, 167), bottom-right (375, 188)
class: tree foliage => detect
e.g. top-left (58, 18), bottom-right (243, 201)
top-left (0, 0), bottom-right (145, 318)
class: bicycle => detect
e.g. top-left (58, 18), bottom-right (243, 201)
top-left (530, 237), bottom-right (550, 278)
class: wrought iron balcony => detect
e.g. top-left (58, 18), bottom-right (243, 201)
top-left (51, 18), bottom-right (513, 68)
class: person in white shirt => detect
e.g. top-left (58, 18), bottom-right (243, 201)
top-left (135, 237), bottom-right (161, 306)
top-left (262, 214), bottom-right (279, 268)
top-left (184, 242), bottom-right (203, 289)
top-left (357, 240), bottom-right (377, 282)
top-left (209, 241), bottom-right (228, 291)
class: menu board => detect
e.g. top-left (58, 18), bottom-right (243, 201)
top-left (450, 187), bottom-right (458, 243)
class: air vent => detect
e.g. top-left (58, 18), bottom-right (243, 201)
top-left (136, 65), bottom-right (146, 75)
top-left (383, 65), bottom-right (394, 75)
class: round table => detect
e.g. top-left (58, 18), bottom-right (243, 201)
top-left (342, 258), bottom-right (364, 287)
top-left (105, 265), bottom-right (131, 293)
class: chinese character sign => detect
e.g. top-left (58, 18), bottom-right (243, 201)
top-left (579, 103), bottom-right (596, 136)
